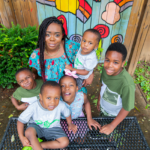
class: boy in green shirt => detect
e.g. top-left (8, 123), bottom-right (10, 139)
top-left (11, 68), bottom-right (43, 110)
top-left (97, 43), bottom-right (135, 135)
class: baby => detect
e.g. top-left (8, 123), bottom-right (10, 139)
top-left (65, 29), bottom-right (101, 89)
top-left (17, 81), bottom-right (77, 150)
top-left (59, 74), bottom-right (101, 130)
top-left (11, 68), bottom-right (43, 110)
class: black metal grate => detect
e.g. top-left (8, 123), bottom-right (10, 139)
top-left (0, 117), bottom-right (149, 150)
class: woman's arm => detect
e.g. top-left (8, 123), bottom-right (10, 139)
top-left (32, 67), bottom-right (42, 79)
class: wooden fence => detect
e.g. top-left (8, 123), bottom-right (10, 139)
top-left (0, 0), bottom-right (150, 75)
top-left (0, 0), bottom-right (38, 28)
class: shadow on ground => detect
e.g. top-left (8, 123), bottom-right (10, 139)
top-left (0, 70), bottom-right (150, 147)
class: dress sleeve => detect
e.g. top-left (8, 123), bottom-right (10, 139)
top-left (122, 85), bottom-right (135, 111)
top-left (29, 49), bottom-right (40, 71)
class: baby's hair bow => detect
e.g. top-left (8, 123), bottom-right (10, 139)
top-left (64, 69), bottom-right (78, 78)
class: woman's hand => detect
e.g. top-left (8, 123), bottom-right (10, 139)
top-left (82, 72), bottom-right (94, 86)
top-left (65, 63), bottom-right (73, 70)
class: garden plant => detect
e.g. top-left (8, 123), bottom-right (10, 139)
top-left (0, 23), bottom-right (38, 89)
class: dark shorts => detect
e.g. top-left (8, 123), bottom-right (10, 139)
top-left (76, 78), bottom-right (83, 90)
top-left (27, 123), bottom-right (67, 141)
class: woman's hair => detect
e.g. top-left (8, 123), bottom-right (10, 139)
top-left (37, 16), bottom-right (72, 82)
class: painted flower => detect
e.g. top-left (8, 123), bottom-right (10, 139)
top-left (37, 59), bottom-right (39, 64)
top-left (69, 45), bottom-right (72, 49)
top-left (56, 72), bottom-right (58, 76)
top-left (29, 60), bottom-right (32, 65)
top-left (45, 75), bottom-right (48, 79)
top-left (38, 51), bottom-right (40, 55)
top-left (52, 60), bottom-right (54, 65)
top-left (31, 53), bottom-right (36, 58)
top-left (69, 64), bottom-right (73, 67)
top-left (44, 60), bottom-right (46, 64)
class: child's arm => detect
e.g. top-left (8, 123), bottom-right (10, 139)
top-left (100, 108), bottom-right (129, 135)
top-left (66, 115), bottom-right (77, 134)
top-left (84, 94), bottom-right (101, 130)
top-left (11, 96), bottom-right (29, 110)
top-left (65, 64), bottom-right (89, 75)
top-left (97, 83), bottom-right (102, 112)
top-left (17, 121), bottom-right (31, 147)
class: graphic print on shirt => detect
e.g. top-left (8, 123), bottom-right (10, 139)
top-left (35, 114), bottom-right (60, 128)
top-left (102, 86), bottom-right (119, 105)
top-left (74, 58), bottom-right (82, 67)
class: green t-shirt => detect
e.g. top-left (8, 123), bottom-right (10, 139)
top-left (100, 67), bottom-right (135, 116)
top-left (13, 79), bottom-right (43, 104)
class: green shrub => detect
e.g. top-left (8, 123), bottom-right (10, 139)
top-left (0, 23), bottom-right (38, 89)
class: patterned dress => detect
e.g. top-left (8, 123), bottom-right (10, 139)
top-left (29, 40), bottom-right (87, 94)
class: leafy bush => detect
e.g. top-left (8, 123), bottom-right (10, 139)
top-left (0, 23), bottom-right (38, 89)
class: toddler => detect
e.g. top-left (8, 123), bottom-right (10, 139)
top-left (65, 29), bottom-right (101, 89)
top-left (11, 68), bottom-right (43, 110)
top-left (59, 74), bottom-right (101, 130)
top-left (17, 81), bottom-right (77, 149)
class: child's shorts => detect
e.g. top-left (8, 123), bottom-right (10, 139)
top-left (76, 78), bottom-right (83, 90)
top-left (27, 123), bottom-right (67, 140)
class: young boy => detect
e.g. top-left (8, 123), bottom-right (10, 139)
top-left (65, 29), bottom-right (101, 89)
top-left (11, 68), bottom-right (43, 110)
top-left (97, 42), bottom-right (135, 135)
top-left (17, 81), bottom-right (77, 149)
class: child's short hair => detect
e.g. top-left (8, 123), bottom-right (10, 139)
top-left (84, 29), bottom-right (101, 43)
top-left (40, 81), bottom-right (60, 94)
top-left (15, 68), bottom-right (32, 78)
top-left (59, 75), bottom-right (77, 86)
top-left (106, 42), bottom-right (127, 61)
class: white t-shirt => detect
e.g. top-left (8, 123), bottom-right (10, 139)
top-left (18, 100), bottom-right (70, 128)
top-left (74, 47), bottom-right (98, 79)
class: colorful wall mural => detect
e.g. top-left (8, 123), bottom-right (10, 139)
top-left (36, 0), bottom-right (133, 62)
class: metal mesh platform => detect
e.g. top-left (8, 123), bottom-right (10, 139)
top-left (0, 117), bottom-right (149, 150)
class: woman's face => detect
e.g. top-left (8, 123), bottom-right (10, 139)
top-left (45, 22), bottom-right (63, 51)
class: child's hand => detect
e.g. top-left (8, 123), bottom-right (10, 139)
top-left (20, 136), bottom-right (31, 147)
top-left (87, 118), bottom-right (101, 130)
top-left (65, 63), bottom-right (73, 70)
top-left (100, 123), bottom-right (115, 135)
top-left (17, 103), bottom-right (29, 110)
top-left (68, 123), bottom-right (77, 134)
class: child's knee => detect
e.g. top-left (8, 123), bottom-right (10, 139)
top-left (59, 137), bottom-right (69, 148)
top-left (25, 127), bottom-right (36, 139)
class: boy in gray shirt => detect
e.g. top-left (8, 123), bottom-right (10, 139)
top-left (17, 81), bottom-right (77, 150)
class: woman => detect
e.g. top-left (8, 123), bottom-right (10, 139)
top-left (29, 16), bottom-right (94, 93)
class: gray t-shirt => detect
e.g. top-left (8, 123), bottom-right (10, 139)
top-left (18, 100), bottom-right (70, 128)
top-left (74, 47), bottom-right (98, 79)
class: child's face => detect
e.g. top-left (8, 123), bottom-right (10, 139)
top-left (16, 70), bottom-right (36, 90)
top-left (81, 31), bottom-right (98, 55)
top-left (60, 76), bottom-right (78, 105)
top-left (39, 86), bottom-right (60, 111)
top-left (104, 51), bottom-right (125, 76)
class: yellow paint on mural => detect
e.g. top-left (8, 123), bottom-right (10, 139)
top-left (56, 0), bottom-right (79, 14)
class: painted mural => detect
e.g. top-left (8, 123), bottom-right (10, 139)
top-left (36, 0), bottom-right (133, 62)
